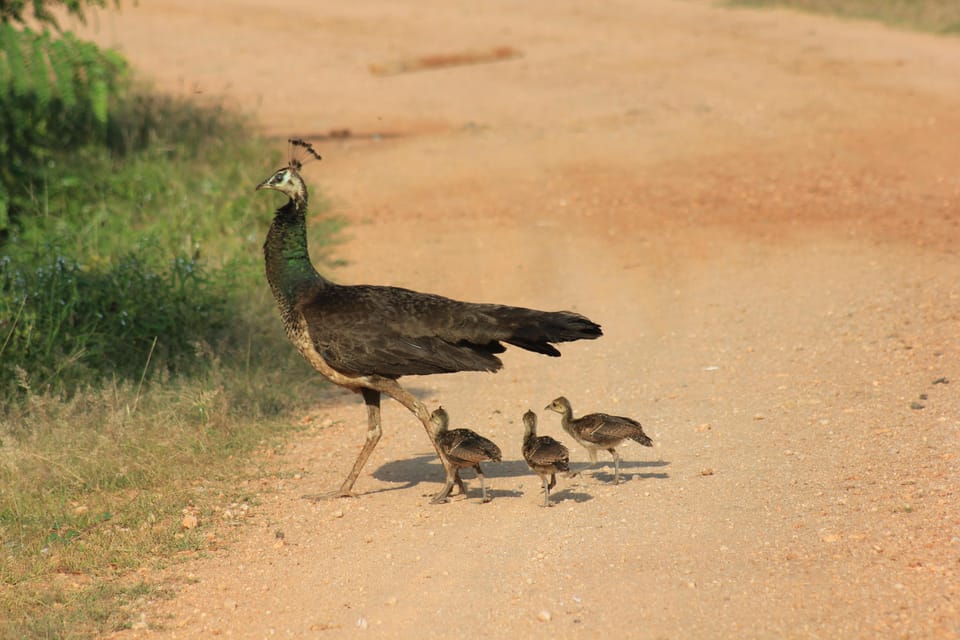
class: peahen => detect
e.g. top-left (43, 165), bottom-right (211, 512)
top-left (255, 139), bottom-right (602, 503)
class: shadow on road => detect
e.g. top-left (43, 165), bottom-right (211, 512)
top-left (369, 453), bottom-right (670, 497)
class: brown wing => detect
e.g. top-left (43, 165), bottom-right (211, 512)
top-left (524, 435), bottom-right (570, 471)
top-left (575, 413), bottom-right (652, 447)
top-left (443, 429), bottom-right (502, 464)
top-left (299, 284), bottom-right (601, 378)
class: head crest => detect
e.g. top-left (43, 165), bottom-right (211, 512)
top-left (288, 138), bottom-right (322, 171)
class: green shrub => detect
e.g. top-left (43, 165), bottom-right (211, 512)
top-left (729, 0), bottom-right (960, 34)
top-left (0, 1), bottom-right (121, 29)
top-left (0, 242), bottom-right (234, 396)
top-left (0, 23), bottom-right (127, 233)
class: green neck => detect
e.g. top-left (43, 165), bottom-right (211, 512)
top-left (263, 197), bottom-right (328, 313)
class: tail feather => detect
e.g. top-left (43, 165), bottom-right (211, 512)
top-left (503, 310), bottom-right (602, 356)
top-left (631, 432), bottom-right (654, 447)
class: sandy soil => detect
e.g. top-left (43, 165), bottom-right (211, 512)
top-left (72, 1), bottom-right (959, 637)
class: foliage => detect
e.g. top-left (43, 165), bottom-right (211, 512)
top-left (0, 22), bottom-right (126, 233)
top-left (730, 0), bottom-right (960, 34)
top-left (0, 84), bottom-right (341, 635)
top-left (0, 0), bottom-right (120, 30)
top-left (0, 340), bottom-right (321, 637)
top-left (0, 245), bottom-right (233, 396)
top-left (0, 6), bottom-right (343, 636)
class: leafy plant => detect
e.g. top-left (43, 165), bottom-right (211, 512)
top-left (0, 242), bottom-right (237, 397)
top-left (1, 0), bottom-right (121, 30)
top-left (729, 0), bottom-right (960, 35)
top-left (0, 23), bottom-right (126, 233)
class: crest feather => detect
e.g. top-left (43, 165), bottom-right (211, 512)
top-left (288, 138), bottom-right (322, 170)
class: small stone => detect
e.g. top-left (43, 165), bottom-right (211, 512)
top-left (700, 468), bottom-right (714, 476)
top-left (537, 610), bottom-right (552, 622)
top-left (181, 514), bottom-right (199, 530)
top-left (332, 510), bottom-right (344, 519)
top-left (909, 401), bottom-right (924, 410)
top-left (356, 617), bottom-right (368, 630)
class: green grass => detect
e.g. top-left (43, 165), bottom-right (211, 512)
top-left (0, 344), bottom-right (327, 638)
top-left (0, 84), bottom-right (344, 637)
top-left (728, 0), bottom-right (960, 34)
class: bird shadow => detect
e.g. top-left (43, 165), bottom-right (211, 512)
top-left (547, 487), bottom-right (594, 505)
top-left (569, 459), bottom-right (671, 483)
top-left (368, 454), bottom-right (670, 500)
top-left (369, 454), bottom-right (440, 493)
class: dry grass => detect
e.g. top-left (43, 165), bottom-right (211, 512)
top-left (0, 304), bottom-right (329, 638)
top-left (729, 0), bottom-right (960, 34)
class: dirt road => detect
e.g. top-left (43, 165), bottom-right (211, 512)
top-left (76, 1), bottom-right (959, 637)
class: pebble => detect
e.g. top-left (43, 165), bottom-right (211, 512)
top-left (537, 610), bottom-right (552, 622)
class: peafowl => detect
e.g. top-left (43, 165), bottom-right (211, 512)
top-left (544, 396), bottom-right (651, 484)
top-left (255, 140), bottom-right (602, 503)
top-left (521, 410), bottom-right (570, 507)
top-left (429, 407), bottom-right (502, 503)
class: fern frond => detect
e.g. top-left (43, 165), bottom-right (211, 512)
top-left (29, 30), bottom-right (53, 107)
top-left (2, 23), bottom-right (31, 96)
top-left (48, 35), bottom-right (78, 108)
top-left (0, 27), bottom-right (11, 90)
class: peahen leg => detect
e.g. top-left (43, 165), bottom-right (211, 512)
top-left (372, 378), bottom-right (457, 504)
top-left (305, 387), bottom-right (382, 500)
top-left (432, 474), bottom-right (458, 504)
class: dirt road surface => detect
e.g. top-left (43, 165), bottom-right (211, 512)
top-left (75, 1), bottom-right (959, 637)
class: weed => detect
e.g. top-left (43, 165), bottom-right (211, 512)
top-left (729, 0), bottom-right (960, 34)
top-left (0, 79), bottom-right (344, 639)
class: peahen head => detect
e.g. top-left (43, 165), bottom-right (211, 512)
top-left (256, 138), bottom-right (322, 205)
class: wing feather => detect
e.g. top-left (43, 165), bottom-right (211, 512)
top-left (298, 283), bottom-right (600, 377)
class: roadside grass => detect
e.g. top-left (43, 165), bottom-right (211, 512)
top-left (0, 86), bottom-right (343, 637)
top-left (0, 328), bottom-right (328, 638)
top-left (728, 0), bottom-right (960, 34)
